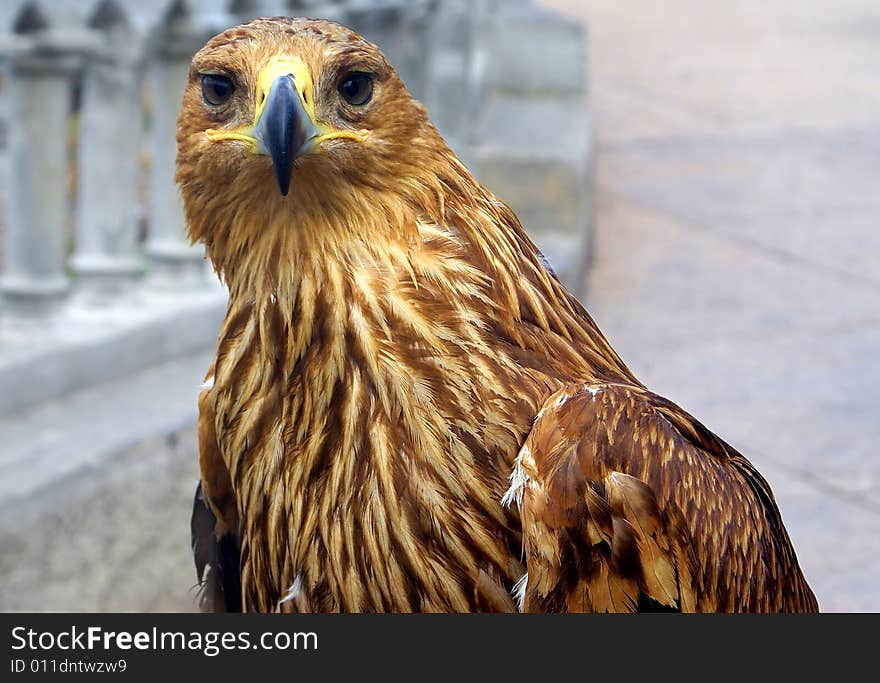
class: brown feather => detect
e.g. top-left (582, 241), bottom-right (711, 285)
top-left (512, 384), bottom-right (817, 612)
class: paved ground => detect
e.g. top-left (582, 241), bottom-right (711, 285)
top-left (0, 424), bottom-right (201, 612)
top-left (0, 352), bottom-right (213, 612)
top-left (540, 0), bottom-right (880, 611)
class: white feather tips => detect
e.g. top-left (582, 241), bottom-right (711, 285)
top-left (279, 574), bottom-right (303, 605)
top-left (501, 446), bottom-right (531, 509)
top-left (512, 573), bottom-right (529, 612)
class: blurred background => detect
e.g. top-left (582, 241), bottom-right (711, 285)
top-left (0, 0), bottom-right (876, 612)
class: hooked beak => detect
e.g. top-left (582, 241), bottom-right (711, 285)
top-left (205, 56), bottom-right (368, 197)
top-left (252, 75), bottom-right (317, 196)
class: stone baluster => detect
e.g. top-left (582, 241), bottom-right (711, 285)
top-left (70, 0), bottom-right (145, 297)
top-left (143, 1), bottom-right (231, 285)
top-left (0, 2), bottom-right (93, 316)
top-left (229, 0), bottom-right (289, 21)
top-left (423, 0), bottom-right (474, 164)
top-left (390, 0), bottom-right (431, 102)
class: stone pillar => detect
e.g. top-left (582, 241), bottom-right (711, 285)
top-left (70, 1), bottom-right (145, 297)
top-left (423, 0), bottom-right (474, 164)
top-left (471, 0), bottom-right (594, 299)
top-left (143, 3), bottom-right (210, 285)
top-left (0, 4), bottom-right (91, 315)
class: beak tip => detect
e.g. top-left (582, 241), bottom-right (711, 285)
top-left (275, 168), bottom-right (292, 196)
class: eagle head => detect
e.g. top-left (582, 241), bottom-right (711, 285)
top-left (176, 17), bottom-right (445, 273)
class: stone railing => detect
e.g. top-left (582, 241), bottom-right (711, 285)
top-left (0, 0), bottom-right (592, 417)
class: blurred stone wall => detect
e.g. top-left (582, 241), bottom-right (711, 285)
top-left (0, 0), bottom-right (593, 300)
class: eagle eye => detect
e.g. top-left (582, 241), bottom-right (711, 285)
top-left (201, 74), bottom-right (235, 106)
top-left (338, 72), bottom-right (373, 106)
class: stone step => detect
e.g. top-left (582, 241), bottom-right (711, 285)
top-left (473, 97), bottom-right (594, 294)
top-left (0, 284), bottom-right (226, 417)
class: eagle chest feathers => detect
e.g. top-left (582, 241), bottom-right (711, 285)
top-left (205, 230), bottom-right (545, 612)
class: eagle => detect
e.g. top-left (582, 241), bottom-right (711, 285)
top-left (179, 17), bottom-right (818, 612)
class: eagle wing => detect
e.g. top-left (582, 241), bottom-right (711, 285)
top-left (505, 383), bottom-right (818, 612)
top-left (191, 371), bottom-right (242, 612)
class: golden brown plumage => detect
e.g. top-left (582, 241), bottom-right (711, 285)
top-left (178, 17), bottom-right (818, 612)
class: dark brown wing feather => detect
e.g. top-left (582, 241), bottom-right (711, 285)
top-left (509, 383), bottom-right (818, 612)
top-left (192, 378), bottom-right (243, 612)
top-left (191, 482), bottom-right (242, 612)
